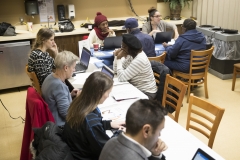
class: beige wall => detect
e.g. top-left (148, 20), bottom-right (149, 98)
top-left (0, 0), bottom-right (157, 25)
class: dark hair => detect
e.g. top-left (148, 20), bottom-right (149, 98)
top-left (122, 42), bottom-right (142, 58)
top-left (66, 72), bottom-right (113, 129)
top-left (183, 18), bottom-right (197, 31)
top-left (126, 99), bottom-right (168, 136)
top-left (148, 7), bottom-right (158, 20)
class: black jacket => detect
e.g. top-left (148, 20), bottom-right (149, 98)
top-left (32, 121), bottom-right (74, 160)
top-left (150, 61), bottom-right (172, 103)
top-left (62, 107), bottom-right (115, 160)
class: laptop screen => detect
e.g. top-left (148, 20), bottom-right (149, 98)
top-left (103, 36), bottom-right (122, 50)
top-left (154, 31), bottom-right (173, 44)
top-left (192, 148), bottom-right (215, 160)
top-left (101, 66), bottom-right (114, 79)
top-left (80, 47), bottom-right (91, 67)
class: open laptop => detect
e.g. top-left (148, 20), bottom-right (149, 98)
top-left (192, 148), bottom-right (215, 160)
top-left (154, 31), bottom-right (173, 44)
top-left (74, 47), bottom-right (91, 73)
top-left (101, 65), bottom-right (114, 79)
top-left (103, 36), bottom-right (122, 50)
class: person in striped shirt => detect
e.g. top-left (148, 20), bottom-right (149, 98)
top-left (113, 34), bottom-right (157, 100)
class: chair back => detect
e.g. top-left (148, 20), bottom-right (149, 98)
top-left (25, 65), bottom-right (42, 96)
top-left (186, 94), bottom-right (225, 148)
top-left (148, 51), bottom-right (167, 63)
top-left (162, 74), bottom-right (187, 122)
top-left (173, 46), bottom-right (214, 102)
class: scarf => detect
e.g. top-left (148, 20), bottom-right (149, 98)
top-left (94, 27), bottom-right (109, 40)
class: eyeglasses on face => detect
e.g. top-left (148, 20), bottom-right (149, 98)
top-left (152, 15), bottom-right (162, 18)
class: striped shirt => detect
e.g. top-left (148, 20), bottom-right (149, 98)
top-left (113, 51), bottom-right (157, 94)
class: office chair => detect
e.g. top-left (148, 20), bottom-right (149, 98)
top-left (232, 63), bottom-right (240, 91)
top-left (148, 51), bottom-right (167, 64)
top-left (186, 94), bottom-right (225, 148)
top-left (162, 74), bottom-right (187, 122)
top-left (173, 47), bottom-right (214, 103)
top-left (25, 65), bottom-right (42, 96)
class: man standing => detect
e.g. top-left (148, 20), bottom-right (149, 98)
top-left (99, 99), bottom-right (167, 160)
top-left (125, 18), bottom-right (156, 57)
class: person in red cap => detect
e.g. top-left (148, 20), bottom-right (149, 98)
top-left (88, 12), bottom-right (116, 48)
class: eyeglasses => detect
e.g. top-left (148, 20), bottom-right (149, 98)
top-left (152, 15), bottom-right (162, 18)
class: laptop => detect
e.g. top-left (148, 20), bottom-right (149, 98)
top-left (154, 31), bottom-right (173, 44)
top-left (74, 47), bottom-right (91, 73)
top-left (101, 65), bottom-right (114, 79)
top-left (103, 36), bottom-right (122, 50)
top-left (192, 148), bottom-right (215, 160)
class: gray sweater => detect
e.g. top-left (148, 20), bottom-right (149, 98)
top-left (142, 21), bottom-right (177, 34)
top-left (42, 73), bottom-right (72, 126)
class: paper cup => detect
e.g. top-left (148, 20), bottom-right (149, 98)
top-left (27, 22), bottom-right (33, 32)
top-left (93, 43), bottom-right (99, 51)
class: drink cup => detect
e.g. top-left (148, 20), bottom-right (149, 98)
top-left (93, 43), bottom-right (99, 51)
top-left (27, 22), bottom-right (33, 32)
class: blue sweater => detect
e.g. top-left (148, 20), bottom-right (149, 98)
top-left (42, 73), bottom-right (72, 126)
top-left (130, 28), bottom-right (156, 57)
top-left (164, 29), bottom-right (206, 73)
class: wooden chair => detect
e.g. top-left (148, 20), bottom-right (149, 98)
top-left (173, 46), bottom-right (214, 103)
top-left (148, 51), bottom-right (167, 64)
top-left (232, 63), bottom-right (240, 91)
top-left (186, 94), bottom-right (225, 148)
top-left (25, 65), bottom-right (42, 96)
top-left (162, 74), bottom-right (187, 122)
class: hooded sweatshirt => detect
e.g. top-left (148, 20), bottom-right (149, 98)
top-left (164, 29), bottom-right (206, 73)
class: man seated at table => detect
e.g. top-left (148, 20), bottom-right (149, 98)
top-left (113, 34), bottom-right (157, 100)
top-left (88, 12), bottom-right (116, 48)
top-left (125, 18), bottom-right (156, 57)
top-left (99, 99), bottom-right (168, 160)
top-left (163, 19), bottom-right (206, 73)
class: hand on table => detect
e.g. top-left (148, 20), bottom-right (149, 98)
top-left (162, 42), bottom-right (169, 48)
top-left (111, 120), bottom-right (125, 129)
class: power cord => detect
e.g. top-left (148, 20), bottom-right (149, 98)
top-left (127, 0), bottom-right (147, 22)
top-left (0, 99), bottom-right (25, 123)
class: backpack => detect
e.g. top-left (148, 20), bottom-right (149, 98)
top-left (0, 22), bottom-right (16, 36)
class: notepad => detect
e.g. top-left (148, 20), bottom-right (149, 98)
top-left (94, 61), bottom-right (105, 68)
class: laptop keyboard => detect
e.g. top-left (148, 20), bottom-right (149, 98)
top-left (75, 63), bottom-right (86, 71)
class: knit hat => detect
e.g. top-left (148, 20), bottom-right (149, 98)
top-left (94, 12), bottom-right (108, 26)
top-left (125, 18), bottom-right (138, 28)
top-left (122, 34), bottom-right (142, 50)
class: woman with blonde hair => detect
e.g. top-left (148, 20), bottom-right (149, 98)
top-left (62, 71), bottom-right (125, 160)
top-left (42, 51), bottom-right (79, 127)
top-left (28, 28), bottom-right (58, 86)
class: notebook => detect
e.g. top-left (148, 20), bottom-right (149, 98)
top-left (74, 47), bottom-right (91, 73)
top-left (101, 65), bottom-right (114, 79)
top-left (192, 148), bottom-right (215, 160)
top-left (154, 31), bottom-right (173, 44)
top-left (78, 39), bottom-right (90, 58)
top-left (103, 36), bottom-right (122, 50)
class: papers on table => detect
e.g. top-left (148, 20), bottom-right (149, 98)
top-left (168, 39), bottom-right (175, 45)
top-left (113, 78), bottom-right (128, 86)
top-left (93, 52), bottom-right (106, 56)
top-left (111, 83), bottom-right (148, 101)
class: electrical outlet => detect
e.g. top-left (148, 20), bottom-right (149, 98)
top-left (19, 17), bottom-right (24, 25)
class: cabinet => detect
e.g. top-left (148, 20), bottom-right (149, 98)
top-left (0, 41), bottom-right (31, 90)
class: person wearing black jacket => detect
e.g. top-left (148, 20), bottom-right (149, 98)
top-left (62, 71), bottom-right (125, 160)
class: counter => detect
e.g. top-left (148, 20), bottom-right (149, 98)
top-left (0, 19), bottom-right (185, 42)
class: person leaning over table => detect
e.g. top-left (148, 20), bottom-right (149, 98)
top-left (163, 19), bottom-right (206, 73)
top-left (99, 99), bottom-right (168, 160)
top-left (88, 12), bottom-right (116, 48)
top-left (113, 34), bottom-right (157, 100)
top-left (142, 7), bottom-right (179, 40)
top-left (28, 28), bottom-right (58, 86)
top-left (125, 18), bottom-right (156, 57)
top-left (41, 51), bottom-right (80, 128)
top-left (62, 71), bottom-right (125, 160)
